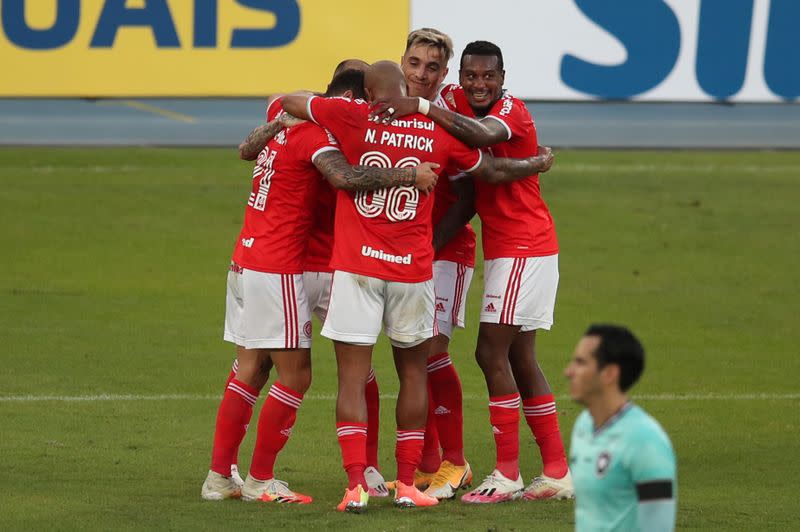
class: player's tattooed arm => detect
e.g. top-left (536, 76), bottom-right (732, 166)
top-left (370, 97), bottom-right (508, 148)
top-left (433, 176), bottom-right (476, 252)
top-left (467, 146), bottom-right (555, 184)
top-left (238, 113), bottom-right (305, 160)
top-left (313, 151), bottom-right (439, 194)
top-left (425, 104), bottom-right (510, 148)
top-left (238, 119), bottom-right (283, 161)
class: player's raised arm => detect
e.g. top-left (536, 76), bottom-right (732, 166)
top-left (312, 151), bottom-right (439, 194)
top-left (466, 146), bottom-right (554, 184)
top-left (238, 93), bottom-right (307, 160)
top-left (280, 92), bottom-right (316, 122)
top-left (238, 115), bottom-right (288, 160)
top-left (371, 96), bottom-right (508, 149)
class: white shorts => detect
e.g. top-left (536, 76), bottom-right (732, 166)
top-left (433, 260), bottom-right (474, 338)
top-left (303, 271), bottom-right (333, 322)
top-left (223, 264), bottom-right (312, 349)
top-left (480, 255), bottom-right (559, 331)
top-left (321, 270), bottom-right (435, 347)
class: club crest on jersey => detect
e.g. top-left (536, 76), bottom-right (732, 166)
top-left (596, 451), bottom-right (611, 478)
top-left (303, 321), bottom-right (312, 338)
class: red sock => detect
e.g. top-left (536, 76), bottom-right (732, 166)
top-left (428, 353), bottom-right (465, 466)
top-left (396, 430), bottom-right (425, 485)
top-left (523, 394), bottom-right (569, 478)
top-left (337, 422), bottom-right (367, 489)
top-left (489, 393), bottom-right (521, 480)
top-left (249, 382), bottom-right (303, 480)
top-left (365, 368), bottom-right (380, 468)
top-left (420, 380), bottom-right (441, 473)
top-left (224, 359), bottom-right (241, 468)
top-left (210, 378), bottom-right (258, 476)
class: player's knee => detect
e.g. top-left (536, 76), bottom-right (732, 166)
top-left (475, 348), bottom-right (507, 375)
top-left (474, 347), bottom-right (493, 371)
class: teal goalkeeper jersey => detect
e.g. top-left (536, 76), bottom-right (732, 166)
top-left (570, 403), bottom-right (677, 532)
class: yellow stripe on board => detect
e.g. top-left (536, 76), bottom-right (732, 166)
top-left (1, 0), bottom-right (410, 97)
top-left (112, 100), bottom-right (197, 123)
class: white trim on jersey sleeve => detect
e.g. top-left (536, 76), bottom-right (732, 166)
top-left (306, 96), bottom-right (319, 124)
top-left (458, 150), bottom-right (483, 174)
top-left (311, 146), bottom-right (340, 162)
top-left (265, 97), bottom-right (281, 121)
top-left (484, 115), bottom-right (512, 141)
top-left (433, 86), bottom-right (448, 109)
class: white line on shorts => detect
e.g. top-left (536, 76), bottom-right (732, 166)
top-left (0, 392), bottom-right (798, 403)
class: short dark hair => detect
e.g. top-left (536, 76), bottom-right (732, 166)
top-left (460, 40), bottom-right (504, 71)
top-left (585, 324), bottom-right (645, 392)
top-left (332, 58), bottom-right (368, 77)
top-left (325, 69), bottom-right (366, 100)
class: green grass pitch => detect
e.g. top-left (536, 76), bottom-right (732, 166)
top-left (0, 147), bottom-right (797, 530)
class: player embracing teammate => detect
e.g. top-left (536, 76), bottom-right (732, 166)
top-left (202, 31), bottom-right (569, 512)
top-left (397, 28), bottom-right (479, 500)
top-left (374, 39), bottom-right (574, 503)
top-left (283, 60), bottom-right (555, 512)
top-left (201, 68), bottom-right (438, 504)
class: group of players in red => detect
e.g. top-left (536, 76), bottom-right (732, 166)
top-left (201, 28), bottom-right (574, 512)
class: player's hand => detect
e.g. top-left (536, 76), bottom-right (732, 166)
top-left (535, 145), bottom-right (555, 173)
top-left (279, 112), bottom-right (306, 128)
top-left (414, 162), bottom-right (440, 194)
top-left (370, 97), bottom-right (420, 124)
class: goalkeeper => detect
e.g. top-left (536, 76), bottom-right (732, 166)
top-left (565, 324), bottom-right (677, 532)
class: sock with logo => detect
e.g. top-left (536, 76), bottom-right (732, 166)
top-left (365, 368), bottom-right (381, 468)
top-left (419, 381), bottom-right (441, 473)
top-left (337, 422), bottom-right (368, 489)
top-left (523, 394), bottom-right (569, 479)
top-left (210, 378), bottom-right (258, 476)
top-left (396, 429), bottom-right (425, 486)
top-left (489, 393), bottom-right (521, 480)
top-left (249, 382), bottom-right (303, 481)
top-left (427, 352), bottom-right (465, 466)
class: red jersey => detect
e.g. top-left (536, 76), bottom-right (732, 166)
top-left (231, 102), bottom-right (340, 273)
top-left (305, 96), bottom-right (483, 283)
top-left (430, 85), bottom-right (477, 267)
top-left (303, 180), bottom-right (336, 273)
top-left (443, 84), bottom-right (558, 259)
top-left (430, 174), bottom-right (477, 267)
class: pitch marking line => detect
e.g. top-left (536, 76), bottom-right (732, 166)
top-left (1, 393), bottom-right (798, 403)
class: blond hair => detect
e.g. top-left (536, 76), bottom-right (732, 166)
top-left (405, 28), bottom-right (454, 62)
